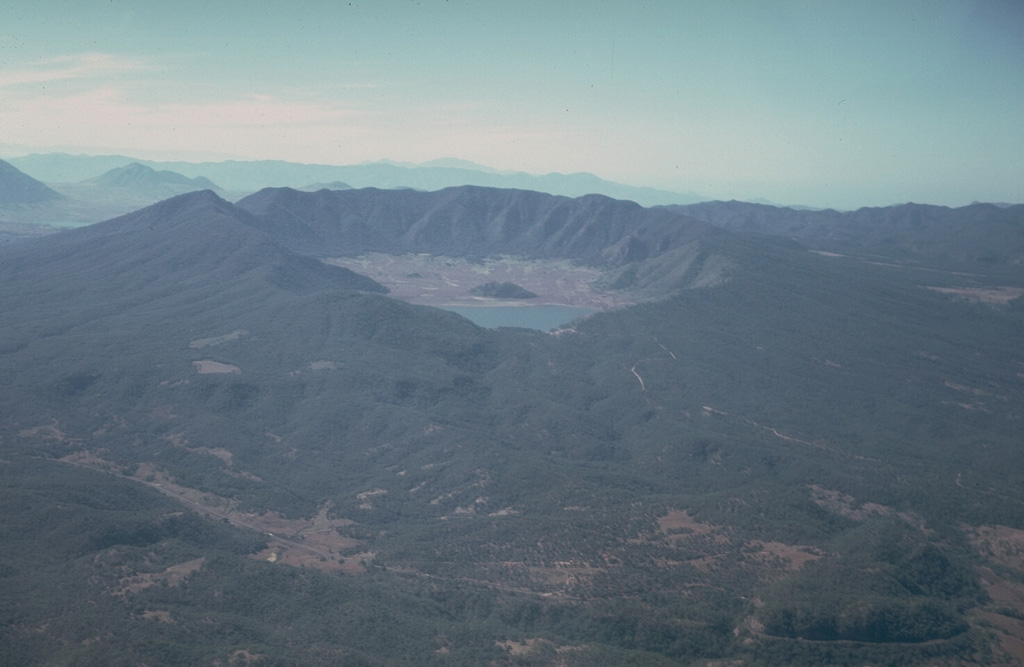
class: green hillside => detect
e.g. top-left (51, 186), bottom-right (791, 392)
top-left (1, 188), bottom-right (1021, 665)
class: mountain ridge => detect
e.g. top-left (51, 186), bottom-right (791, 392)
top-left (666, 199), bottom-right (1024, 272)
top-left (6, 152), bottom-right (705, 206)
top-left (87, 162), bottom-right (221, 192)
top-left (0, 190), bottom-right (385, 342)
top-left (0, 158), bottom-right (64, 205)
top-left (244, 186), bottom-right (713, 254)
top-left (234, 185), bottom-right (742, 299)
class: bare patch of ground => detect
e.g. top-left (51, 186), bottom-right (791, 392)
top-left (651, 510), bottom-right (822, 575)
top-left (112, 557), bottom-right (204, 596)
top-left (59, 449), bottom-right (124, 473)
top-left (189, 329), bottom-right (248, 349)
top-left (193, 360), bottom-right (241, 374)
top-left (159, 435), bottom-right (262, 481)
top-left (58, 455), bottom-right (362, 574)
top-left (743, 540), bottom-right (825, 570)
top-left (496, 638), bottom-right (551, 656)
top-left (925, 286), bottom-right (1024, 304)
top-left (244, 503), bottom-right (361, 571)
top-left (337, 551), bottom-right (377, 574)
top-left (809, 485), bottom-right (894, 521)
top-left (967, 525), bottom-right (1024, 572)
top-left (527, 561), bottom-right (604, 588)
top-left (253, 545), bottom-right (348, 571)
top-left (19, 422), bottom-right (74, 443)
top-left (150, 404), bottom-right (178, 419)
top-left (636, 511), bottom-right (732, 572)
top-left (658, 509), bottom-right (716, 535)
top-left (977, 567), bottom-right (1024, 608)
top-left (656, 509), bottom-right (730, 545)
top-left (974, 610), bottom-right (1024, 665)
top-left (196, 446), bottom-right (234, 464)
top-left (808, 485), bottom-right (927, 531)
top-left (356, 488), bottom-right (387, 509)
top-left (140, 610), bottom-right (174, 623)
top-left (325, 253), bottom-right (635, 309)
top-left (964, 525), bottom-right (1024, 664)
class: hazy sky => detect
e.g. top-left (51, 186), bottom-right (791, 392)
top-left (1, 0), bottom-right (1021, 208)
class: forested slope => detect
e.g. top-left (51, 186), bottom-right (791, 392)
top-left (1, 188), bottom-right (1021, 665)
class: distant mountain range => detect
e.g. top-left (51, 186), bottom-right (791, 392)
top-left (0, 160), bottom-right (224, 231)
top-left (7, 152), bottom-right (705, 206)
top-left (2, 155), bottom-right (1021, 277)
top-left (296, 180), bottom-right (352, 192)
top-left (1, 185), bottom-right (1021, 663)
top-left (665, 200), bottom-right (1024, 272)
top-left (86, 162), bottom-right (221, 193)
top-left (234, 186), bottom-right (726, 293)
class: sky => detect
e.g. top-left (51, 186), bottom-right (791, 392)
top-left (1, 0), bottom-right (1021, 208)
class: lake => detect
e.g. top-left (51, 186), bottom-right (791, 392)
top-left (440, 305), bottom-right (597, 331)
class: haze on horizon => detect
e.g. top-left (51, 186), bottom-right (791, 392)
top-left (1, 0), bottom-right (1021, 210)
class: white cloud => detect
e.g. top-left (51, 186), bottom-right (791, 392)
top-left (0, 52), bottom-right (153, 88)
top-left (0, 87), bottom-right (370, 157)
top-left (0, 52), bottom-right (378, 160)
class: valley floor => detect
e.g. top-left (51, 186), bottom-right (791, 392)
top-left (325, 253), bottom-right (636, 309)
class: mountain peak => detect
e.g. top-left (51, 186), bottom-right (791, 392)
top-left (1, 188), bottom-right (385, 311)
top-left (96, 189), bottom-right (245, 238)
top-left (89, 162), bottom-right (222, 191)
top-left (0, 159), bottom-right (64, 205)
top-left (417, 157), bottom-right (506, 173)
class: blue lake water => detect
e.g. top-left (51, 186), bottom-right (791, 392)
top-left (440, 305), bottom-right (597, 331)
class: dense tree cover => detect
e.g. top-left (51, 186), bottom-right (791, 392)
top-left (1, 189), bottom-right (1021, 664)
top-left (667, 200), bottom-right (1024, 274)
